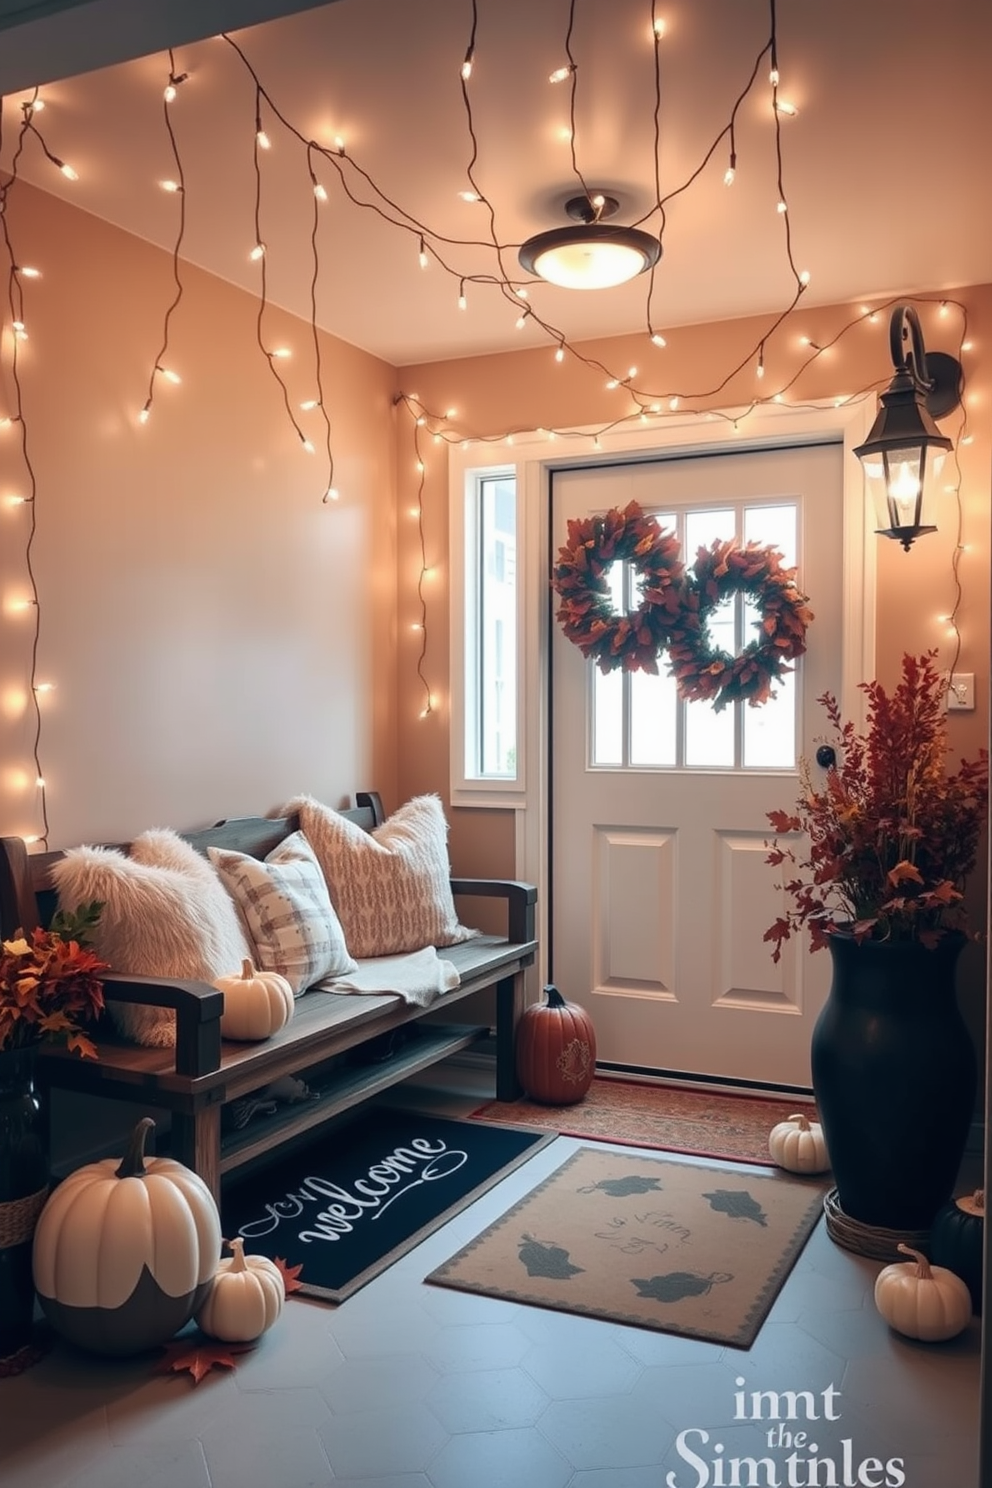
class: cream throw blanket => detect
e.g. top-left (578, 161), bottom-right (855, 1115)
top-left (312, 946), bottom-right (460, 1007)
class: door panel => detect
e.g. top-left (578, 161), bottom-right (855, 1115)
top-left (550, 442), bottom-right (843, 1086)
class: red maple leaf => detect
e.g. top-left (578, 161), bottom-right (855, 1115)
top-left (274, 1256), bottom-right (305, 1294)
top-left (156, 1334), bottom-right (255, 1385)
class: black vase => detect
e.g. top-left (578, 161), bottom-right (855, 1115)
top-left (0, 1046), bottom-right (49, 1356)
top-left (811, 931), bottom-right (976, 1233)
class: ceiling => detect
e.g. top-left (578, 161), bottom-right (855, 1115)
top-left (2, 0), bottom-right (991, 367)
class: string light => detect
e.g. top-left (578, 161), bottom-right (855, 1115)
top-left (418, 237), bottom-right (429, 269)
top-left (549, 65), bottom-right (576, 84)
top-left (14, 265), bottom-right (40, 279)
top-left (458, 280), bottom-right (467, 310)
top-left (250, 242), bottom-right (266, 260)
top-left (461, 46), bottom-right (474, 81)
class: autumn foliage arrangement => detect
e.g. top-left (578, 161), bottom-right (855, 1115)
top-left (765, 652), bottom-right (988, 960)
top-left (0, 903), bottom-right (108, 1058)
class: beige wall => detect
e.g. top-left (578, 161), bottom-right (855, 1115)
top-left (0, 181), bottom-right (399, 848)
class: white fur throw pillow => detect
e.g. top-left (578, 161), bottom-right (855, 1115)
top-left (287, 793), bottom-right (477, 958)
top-left (208, 832), bottom-right (357, 995)
top-left (51, 829), bottom-right (252, 1048)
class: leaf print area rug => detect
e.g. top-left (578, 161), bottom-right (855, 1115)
top-left (426, 1146), bottom-right (828, 1347)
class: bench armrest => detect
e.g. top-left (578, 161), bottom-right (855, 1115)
top-left (101, 973), bottom-right (224, 1079)
top-left (449, 878), bottom-right (537, 946)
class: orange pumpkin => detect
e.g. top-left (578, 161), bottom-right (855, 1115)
top-left (515, 984), bottom-right (596, 1104)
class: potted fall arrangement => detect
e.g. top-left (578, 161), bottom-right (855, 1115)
top-left (765, 651), bottom-right (988, 1245)
top-left (0, 903), bottom-right (107, 1354)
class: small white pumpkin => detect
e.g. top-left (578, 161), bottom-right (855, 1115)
top-left (195, 1238), bottom-right (285, 1342)
top-left (214, 958), bottom-right (295, 1041)
top-left (768, 1112), bottom-right (830, 1174)
top-left (874, 1242), bottom-right (972, 1342)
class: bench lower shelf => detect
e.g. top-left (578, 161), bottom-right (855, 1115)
top-left (217, 1022), bottom-right (490, 1180)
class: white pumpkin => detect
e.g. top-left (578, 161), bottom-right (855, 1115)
top-left (874, 1242), bottom-right (972, 1342)
top-left (768, 1112), bottom-right (830, 1174)
top-left (196, 1238), bottom-right (285, 1342)
top-left (215, 958), bottom-right (295, 1041)
top-left (32, 1116), bottom-right (222, 1355)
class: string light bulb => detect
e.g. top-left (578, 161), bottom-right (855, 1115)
top-left (458, 280), bottom-right (467, 310)
top-left (53, 157), bottom-right (78, 180)
top-left (15, 265), bottom-right (41, 278)
top-left (300, 398), bottom-right (320, 411)
top-left (159, 179), bottom-right (181, 193)
top-left (653, 17), bottom-right (666, 37)
top-left (323, 487), bottom-right (340, 503)
top-left (158, 366), bottom-right (181, 383)
top-left (461, 46), bottom-right (474, 81)
top-left (651, 332), bottom-right (667, 348)
top-left (256, 126), bottom-right (271, 150)
top-left (163, 71), bottom-right (187, 103)
top-left (773, 98), bottom-right (798, 117)
top-left (418, 237), bottom-right (429, 269)
top-left (250, 243), bottom-right (265, 261)
top-left (312, 180), bottom-right (328, 202)
top-left (549, 64), bottom-right (576, 84)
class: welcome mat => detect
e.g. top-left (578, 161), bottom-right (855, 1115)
top-left (426, 1145), bottom-right (827, 1347)
top-left (472, 1078), bottom-right (817, 1164)
top-left (222, 1110), bottom-right (552, 1303)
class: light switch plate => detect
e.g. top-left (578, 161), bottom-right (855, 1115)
top-left (945, 673), bottom-right (975, 711)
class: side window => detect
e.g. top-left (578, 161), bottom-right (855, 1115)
top-left (459, 470), bottom-right (519, 789)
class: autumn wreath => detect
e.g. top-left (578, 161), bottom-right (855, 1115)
top-left (667, 539), bottom-right (814, 711)
top-left (552, 500), bottom-right (684, 674)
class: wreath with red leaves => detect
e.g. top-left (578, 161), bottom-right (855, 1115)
top-left (667, 539), bottom-right (814, 711)
top-left (552, 500), bottom-right (684, 675)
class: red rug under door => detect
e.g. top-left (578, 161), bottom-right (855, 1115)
top-left (471, 1077), bottom-right (817, 1164)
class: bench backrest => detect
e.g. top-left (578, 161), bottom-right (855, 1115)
top-left (0, 791), bottom-right (385, 938)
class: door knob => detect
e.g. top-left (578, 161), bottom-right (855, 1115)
top-left (815, 744), bottom-right (837, 770)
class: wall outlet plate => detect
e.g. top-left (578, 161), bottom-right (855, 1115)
top-left (945, 672), bottom-right (975, 711)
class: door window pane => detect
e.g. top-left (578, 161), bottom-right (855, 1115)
top-left (586, 495), bottom-right (800, 773)
top-left (593, 666), bottom-right (623, 765)
top-left (630, 670), bottom-right (677, 766)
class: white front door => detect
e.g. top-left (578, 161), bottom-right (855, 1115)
top-left (550, 441), bottom-right (844, 1087)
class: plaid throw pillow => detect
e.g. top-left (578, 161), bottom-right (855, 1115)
top-left (209, 832), bottom-right (357, 995)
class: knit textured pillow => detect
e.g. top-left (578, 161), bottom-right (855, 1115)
top-left (208, 832), bottom-right (357, 995)
top-left (51, 828), bottom-right (253, 1047)
top-left (289, 793), bottom-right (477, 958)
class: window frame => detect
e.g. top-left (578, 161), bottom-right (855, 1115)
top-left (449, 459), bottom-right (526, 806)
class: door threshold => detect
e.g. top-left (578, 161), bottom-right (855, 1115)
top-left (594, 1062), bottom-right (814, 1104)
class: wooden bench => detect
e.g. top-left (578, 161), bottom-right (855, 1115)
top-left (0, 792), bottom-right (537, 1202)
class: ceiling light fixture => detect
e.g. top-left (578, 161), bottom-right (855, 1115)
top-left (518, 193), bottom-right (661, 290)
top-left (853, 304), bottom-right (963, 551)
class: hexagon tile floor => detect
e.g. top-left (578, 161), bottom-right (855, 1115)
top-left (1, 1091), bottom-right (981, 1488)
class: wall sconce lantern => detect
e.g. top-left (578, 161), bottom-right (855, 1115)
top-left (853, 304), bottom-right (963, 551)
top-left (518, 193), bottom-right (661, 290)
